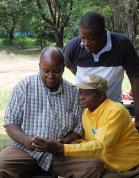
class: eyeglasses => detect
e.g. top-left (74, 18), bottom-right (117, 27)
top-left (40, 69), bottom-right (62, 77)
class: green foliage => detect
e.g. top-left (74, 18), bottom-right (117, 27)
top-left (0, 0), bottom-right (138, 48)
top-left (0, 89), bottom-right (10, 110)
top-left (0, 0), bottom-right (27, 42)
top-left (64, 0), bottom-right (113, 40)
top-left (0, 37), bottom-right (39, 49)
top-left (0, 39), bottom-right (9, 47)
top-left (12, 36), bottom-right (38, 48)
top-left (32, 0), bottom-right (73, 30)
top-left (0, 134), bottom-right (10, 150)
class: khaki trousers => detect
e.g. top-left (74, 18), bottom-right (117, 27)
top-left (0, 146), bottom-right (104, 178)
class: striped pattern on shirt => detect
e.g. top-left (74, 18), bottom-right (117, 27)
top-left (4, 73), bottom-right (82, 171)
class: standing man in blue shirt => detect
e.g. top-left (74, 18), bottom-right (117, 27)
top-left (64, 12), bottom-right (139, 127)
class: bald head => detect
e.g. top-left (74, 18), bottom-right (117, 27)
top-left (39, 47), bottom-right (65, 90)
top-left (40, 47), bottom-right (64, 66)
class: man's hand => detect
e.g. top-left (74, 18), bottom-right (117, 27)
top-left (135, 122), bottom-right (139, 132)
top-left (61, 132), bottom-right (81, 144)
top-left (24, 135), bottom-right (36, 150)
top-left (6, 124), bottom-right (36, 150)
top-left (32, 136), bottom-right (64, 155)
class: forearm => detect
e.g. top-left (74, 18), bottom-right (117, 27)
top-left (62, 132), bottom-right (81, 144)
top-left (6, 124), bottom-right (27, 145)
top-left (129, 76), bottom-right (139, 123)
top-left (64, 140), bottom-right (104, 157)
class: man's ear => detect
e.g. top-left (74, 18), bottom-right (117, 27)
top-left (100, 93), bottom-right (106, 102)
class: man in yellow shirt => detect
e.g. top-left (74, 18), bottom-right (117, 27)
top-left (33, 75), bottom-right (139, 178)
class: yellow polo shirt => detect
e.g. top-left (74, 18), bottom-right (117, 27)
top-left (64, 98), bottom-right (139, 172)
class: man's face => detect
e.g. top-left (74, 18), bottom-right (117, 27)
top-left (79, 27), bottom-right (106, 54)
top-left (79, 89), bottom-right (101, 111)
top-left (39, 53), bottom-right (64, 89)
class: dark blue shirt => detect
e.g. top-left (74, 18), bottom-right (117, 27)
top-left (64, 32), bottom-right (139, 101)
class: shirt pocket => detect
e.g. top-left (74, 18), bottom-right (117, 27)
top-left (61, 111), bottom-right (74, 136)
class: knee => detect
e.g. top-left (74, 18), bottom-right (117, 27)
top-left (93, 159), bottom-right (104, 172)
top-left (87, 158), bottom-right (105, 178)
top-left (0, 161), bottom-right (9, 176)
top-left (0, 154), bottom-right (12, 178)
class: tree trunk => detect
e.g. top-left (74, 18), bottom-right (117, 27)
top-left (113, 0), bottom-right (121, 32)
top-left (124, 0), bottom-right (136, 42)
top-left (54, 29), bottom-right (64, 48)
top-left (134, 0), bottom-right (139, 35)
top-left (8, 25), bottom-right (15, 44)
top-left (9, 31), bottom-right (14, 44)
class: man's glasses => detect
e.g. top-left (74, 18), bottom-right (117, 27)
top-left (40, 69), bottom-right (62, 77)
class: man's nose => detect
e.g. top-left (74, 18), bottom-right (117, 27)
top-left (80, 95), bottom-right (85, 101)
top-left (83, 39), bottom-right (91, 46)
top-left (47, 72), bottom-right (53, 78)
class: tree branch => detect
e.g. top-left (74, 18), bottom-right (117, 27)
top-left (36, 0), bottom-right (56, 30)
top-left (46, 0), bottom-right (56, 24)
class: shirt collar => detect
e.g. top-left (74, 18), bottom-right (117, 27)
top-left (86, 98), bottom-right (109, 120)
top-left (80, 30), bottom-right (112, 62)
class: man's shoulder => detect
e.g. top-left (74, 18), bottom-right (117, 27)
top-left (107, 99), bottom-right (129, 113)
top-left (111, 32), bottom-right (130, 42)
top-left (16, 74), bottom-right (39, 88)
top-left (63, 79), bottom-right (78, 92)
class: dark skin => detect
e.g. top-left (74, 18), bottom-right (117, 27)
top-left (79, 27), bottom-right (106, 54)
top-left (69, 26), bottom-right (106, 75)
top-left (128, 76), bottom-right (139, 125)
top-left (69, 26), bottom-right (139, 124)
top-left (39, 50), bottom-right (64, 91)
top-left (79, 89), bottom-right (106, 111)
top-left (6, 49), bottom-right (80, 151)
top-left (35, 89), bottom-right (106, 155)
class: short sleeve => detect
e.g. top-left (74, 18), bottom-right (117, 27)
top-left (4, 83), bottom-right (25, 126)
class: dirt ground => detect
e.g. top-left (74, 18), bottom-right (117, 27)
top-left (0, 50), bottom-right (39, 90)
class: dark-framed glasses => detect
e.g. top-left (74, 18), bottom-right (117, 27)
top-left (40, 69), bottom-right (62, 77)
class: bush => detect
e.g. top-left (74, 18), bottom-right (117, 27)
top-left (0, 36), bottom-right (39, 49)
top-left (0, 39), bottom-right (10, 47)
top-left (12, 36), bottom-right (38, 49)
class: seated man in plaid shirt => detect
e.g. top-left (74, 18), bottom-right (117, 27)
top-left (0, 47), bottom-right (104, 178)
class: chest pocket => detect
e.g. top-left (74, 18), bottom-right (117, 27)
top-left (60, 111), bottom-right (74, 137)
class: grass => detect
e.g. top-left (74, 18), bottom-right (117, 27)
top-left (0, 89), bottom-right (11, 149)
top-left (0, 89), bottom-right (11, 110)
top-left (0, 133), bottom-right (10, 150)
top-left (0, 89), bottom-right (11, 130)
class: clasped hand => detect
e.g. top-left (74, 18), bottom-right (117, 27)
top-left (24, 136), bottom-right (64, 155)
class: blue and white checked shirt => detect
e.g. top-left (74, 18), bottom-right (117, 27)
top-left (4, 73), bottom-right (82, 171)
